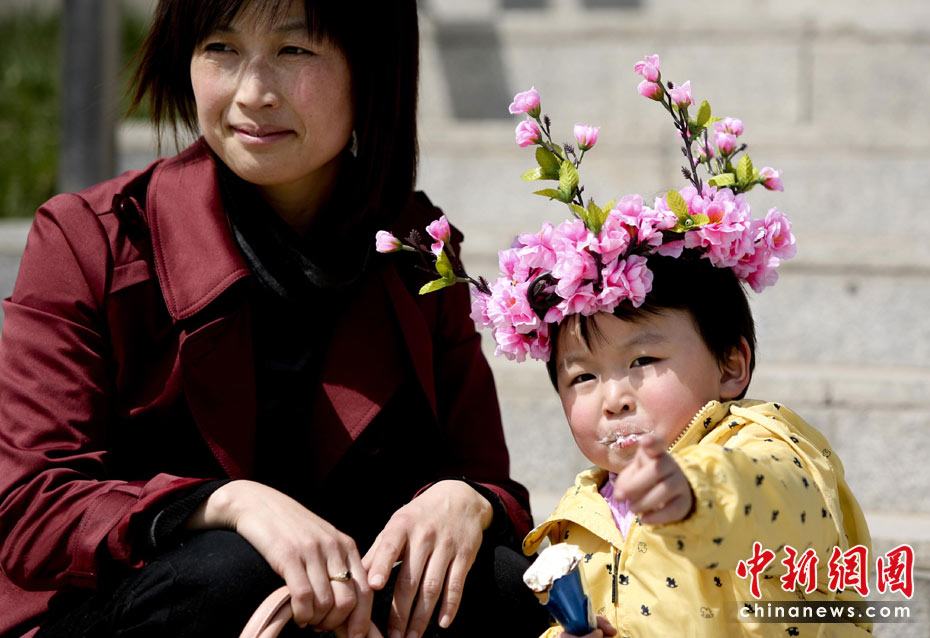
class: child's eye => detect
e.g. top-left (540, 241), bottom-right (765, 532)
top-left (569, 373), bottom-right (595, 385)
top-left (631, 356), bottom-right (658, 368)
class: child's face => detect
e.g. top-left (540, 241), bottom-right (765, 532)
top-left (555, 309), bottom-right (732, 473)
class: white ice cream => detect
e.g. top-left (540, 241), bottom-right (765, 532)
top-left (523, 543), bottom-right (585, 593)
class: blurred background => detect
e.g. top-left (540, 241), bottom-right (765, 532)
top-left (0, 0), bottom-right (928, 634)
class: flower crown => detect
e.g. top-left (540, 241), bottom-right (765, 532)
top-left (376, 54), bottom-right (796, 363)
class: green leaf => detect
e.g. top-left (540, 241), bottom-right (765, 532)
top-left (559, 161), bottom-right (580, 198)
top-left (696, 100), bottom-right (712, 128)
top-left (419, 278), bottom-right (453, 295)
top-left (536, 147), bottom-right (561, 178)
top-left (708, 173), bottom-right (736, 187)
top-left (533, 188), bottom-right (570, 202)
top-left (434, 249), bottom-right (455, 280)
top-left (521, 167), bottom-right (543, 181)
top-left (666, 189), bottom-right (690, 222)
top-left (736, 155), bottom-right (754, 185)
top-left (587, 199), bottom-right (608, 234)
top-left (569, 203), bottom-right (588, 220)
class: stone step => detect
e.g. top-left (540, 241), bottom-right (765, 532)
top-left (418, 6), bottom-right (930, 151)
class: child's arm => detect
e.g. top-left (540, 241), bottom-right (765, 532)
top-left (614, 430), bottom-right (842, 572)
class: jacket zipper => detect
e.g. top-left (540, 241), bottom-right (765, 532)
top-left (611, 545), bottom-right (621, 604)
top-left (667, 400), bottom-right (718, 453)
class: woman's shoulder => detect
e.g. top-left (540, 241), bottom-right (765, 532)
top-left (38, 139), bottom-right (212, 220)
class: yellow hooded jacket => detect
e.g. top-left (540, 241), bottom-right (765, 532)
top-left (524, 400), bottom-right (872, 638)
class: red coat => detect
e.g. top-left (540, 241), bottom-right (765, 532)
top-left (0, 140), bottom-right (531, 636)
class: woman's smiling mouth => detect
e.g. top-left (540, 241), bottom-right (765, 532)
top-left (231, 125), bottom-right (294, 144)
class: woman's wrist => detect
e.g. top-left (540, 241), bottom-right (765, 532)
top-left (433, 479), bottom-right (494, 530)
top-left (185, 479), bottom-right (246, 531)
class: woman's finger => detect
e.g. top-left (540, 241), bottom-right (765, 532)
top-left (282, 563), bottom-right (317, 628)
top-left (437, 550), bottom-right (473, 629)
top-left (304, 544), bottom-right (337, 627)
top-left (344, 544), bottom-right (374, 638)
top-left (315, 540), bottom-right (359, 631)
top-left (364, 526), bottom-right (405, 590)
top-left (404, 540), bottom-right (455, 638)
top-left (316, 579), bottom-right (357, 632)
top-left (387, 532), bottom-right (430, 638)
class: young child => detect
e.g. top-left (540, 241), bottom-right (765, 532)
top-left (523, 255), bottom-right (872, 637)
top-left (377, 57), bottom-right (873, 637)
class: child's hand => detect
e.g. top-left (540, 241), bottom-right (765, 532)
top-left (613, 433), bottom-right (694, 525)
top-left (560, 616), bottom-right (617, 637)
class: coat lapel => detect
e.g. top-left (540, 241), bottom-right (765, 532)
top-left (308, 265), bottom-right (410, 480)
top-left (146, 140), bottom-right (256, 479)
top-left (178, 306), bottom-right (257, 479)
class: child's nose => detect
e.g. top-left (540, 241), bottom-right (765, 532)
top-left (603, 379), bottom-right (634, 416)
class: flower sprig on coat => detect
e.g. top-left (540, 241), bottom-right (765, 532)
top-left (376, 54), bottom-right (796, 363)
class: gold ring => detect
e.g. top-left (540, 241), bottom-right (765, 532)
top-left (330, 569), bottom-right (352, 582)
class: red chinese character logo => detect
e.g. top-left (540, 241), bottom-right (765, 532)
top-left (736, 541), bottom-right (776, 599)
top-left (827, 545), bottom-right (869, 596)
top-left (876, 544), bottom-right (914, 599)
top-left (780, 545), bottom-right (819, 594)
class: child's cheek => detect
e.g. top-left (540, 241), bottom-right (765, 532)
top-left (565, 398), bottom-right (602, 460)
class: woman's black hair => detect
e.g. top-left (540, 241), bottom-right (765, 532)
top-left (544, 254), bottom-right (757, 399)
top-left (130, 0), bottom-right (419, 228)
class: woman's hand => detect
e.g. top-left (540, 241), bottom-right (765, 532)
top-left (562, 616), bottom-right (617, 638)
top-left (361, 480), bottom-right (493, 638)
top-left (613, 433), bottom-right (695, 525)
top-left (187, 480), bottom-right (373, 636)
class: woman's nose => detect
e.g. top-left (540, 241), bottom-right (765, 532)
top-left (235, 60), bottom-right (280, 110)
top-left (603, 379), bottom-right (633, 416)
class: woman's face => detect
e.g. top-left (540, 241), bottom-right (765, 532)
top-left (190, 0), bottom-right (352, 209)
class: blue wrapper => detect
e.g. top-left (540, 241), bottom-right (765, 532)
top-left (544, 568), bottom-right (595, 635)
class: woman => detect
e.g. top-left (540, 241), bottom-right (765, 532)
top-left (0, 1), bottom-right (549, 636)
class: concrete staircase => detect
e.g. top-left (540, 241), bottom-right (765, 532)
top-left (2, 0), bottom-right (928, 634)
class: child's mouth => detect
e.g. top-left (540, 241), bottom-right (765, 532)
top-left (598, 432), bottom-right (644, 449)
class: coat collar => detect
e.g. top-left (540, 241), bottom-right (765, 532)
top-left (524, 467), bottom-right (625, 554)
top-left (147, 139), bottom-right (252, 320)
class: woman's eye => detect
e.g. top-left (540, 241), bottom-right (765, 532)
top-left (570, 373), bottom-right (595, 386)
top-left (203, 42), bottom-right (233, 53)
top-left (631, 356), bottom-right (658, 368)
top-left (280, 46), bottom-right (314, 55)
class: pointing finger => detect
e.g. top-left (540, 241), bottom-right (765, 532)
top-left (637, 432), bottom-right (667, 458)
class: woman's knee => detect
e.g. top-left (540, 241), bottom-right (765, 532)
top-left (115, 530), bottom-right (283, 636)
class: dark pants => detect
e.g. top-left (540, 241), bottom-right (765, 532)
top-left (36, 530), bottom-right (551, 638)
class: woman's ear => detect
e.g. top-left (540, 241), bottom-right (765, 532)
top-left (719, 337), bottom-right (752, 400)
